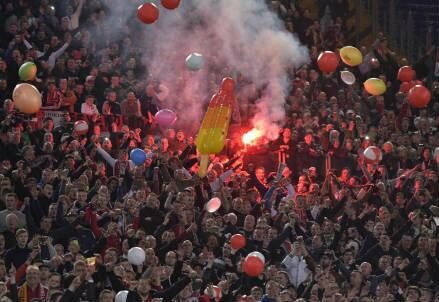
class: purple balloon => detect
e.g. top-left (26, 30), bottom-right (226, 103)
top-left (155, 109), bottom-right (177, 127)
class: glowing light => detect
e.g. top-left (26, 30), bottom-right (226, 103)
top-left (242, 128), bottom-right (263, 145)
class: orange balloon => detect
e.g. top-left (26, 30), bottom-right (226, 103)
top-left (317, 51), bottom-right (339, 73)
top-left (243, 255), bottom-right (264, 277)
top-left (399, 81), bottom-right (414, 93)
top-left (161, 0), bottom-right (180, 9)
top-left (137, 3), bottom-right (159, 24)
top-left (397, 66), bottom-right (415, 82)
top-left (408, 85), bottom-right (431, 108)
top-left (230, 234), bottom-right (246, 250)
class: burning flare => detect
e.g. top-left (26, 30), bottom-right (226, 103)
top-left (242, 128), bottom-right (263, 145)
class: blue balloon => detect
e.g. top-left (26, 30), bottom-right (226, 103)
top-left (130, 148), bottom-right (147, 166)
top-left (185, 52), bottom-right (204, 71)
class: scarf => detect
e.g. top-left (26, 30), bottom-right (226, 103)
top-left (18, 282), bottom-right (47, 302)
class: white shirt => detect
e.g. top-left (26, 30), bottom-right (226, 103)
top-left (81, 103), bottom-right (99, 116)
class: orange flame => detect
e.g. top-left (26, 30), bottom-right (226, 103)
top-left (242, 128), bottom-right (263, 145)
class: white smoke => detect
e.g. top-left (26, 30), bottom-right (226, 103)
top-left (104, 0), bottom-right (309, 138)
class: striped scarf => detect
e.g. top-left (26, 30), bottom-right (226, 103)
top-left (18, 283), bottom-right (47, 302)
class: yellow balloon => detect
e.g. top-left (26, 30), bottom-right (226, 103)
top-left (12, 83), bottom-right (42, 114)
top-left (364, 78), bottom-right (387, 96)
top-left (340, 46), bottom-right (363, 67)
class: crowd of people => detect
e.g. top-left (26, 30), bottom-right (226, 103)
top-left (0, 0), bottom-right (439, 301)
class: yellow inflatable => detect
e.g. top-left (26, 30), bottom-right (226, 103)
top-left (340, 46), bottom-right (363, 67)
top-left (364, 78), bottom-right (386, 96)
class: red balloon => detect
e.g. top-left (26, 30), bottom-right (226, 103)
top-left (243, 255), bottom-right (264, 277)
top-left (408, 85), bottom-right (431, 108)
top-left (161, 0), bottom-right (180, 9)
top-left (317, 51), bottom-right (339, 73)
top-left (399, 81), bottom-right (414, 93)
top-left (397, 66), bottom-right (415, 82)
top-left (137, 3), bottom-right (159, 24)
top-left (230, 234), bottom-right (246, 250)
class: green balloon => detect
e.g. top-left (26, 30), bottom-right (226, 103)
top-left (18, 62), bottom-right (37, 81)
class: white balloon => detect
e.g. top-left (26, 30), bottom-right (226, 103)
top-left (340, 70), bottom-right (356, 85)
top-left (248, 251), bottom-right (265, 263)
top-left (115, 291), bottom-right (129, 302)
top-left (206, 197), bottom-right (221, 213)
top-left (185, 52), bottom-right (204, 71)
top-left (127, 247), bottom-right (145, 266)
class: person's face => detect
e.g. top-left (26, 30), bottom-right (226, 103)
top-left (50, 36), bottom-right (59, 47)
top-left (100, 292), bottom-right (114, 302)
top-left (0, 78), bottom-right (6, 90)
top-left (407, 289), bottom-right (420, 302)
top-left (146, 135), bottom-right (155, 146)
top-left (176, 131), bottom-right (184, 141)
top-left (43, 184), bottom-right (54, 198)
top-left (350, 271), bottom-right (362, 286)
top-left (166, 129), bottom-right (176, 140)
top-left (86, 96), bottom-right (94, 105)
top-left (255, 168), bottom-right (265, 182)
top-left (40, 218), bottom-right (52, 232)
top-left (420, 289), bottom-right (433, 302)
top-left (146, 83), bottom-right (156, 96)
top-left (378, 207), bottom-right (390, 223)
top-left (77, 191), bottom-right (88, 203)
top-left (107, 92), bottom-right (117, 102)
top-left (69, 241), bottom-right (80, 254)
top-left (304, 134), bottom-right (313, 145)
top-left (165, 251), bottom-right (176, 266)
top-left (137, 278), bottom-right (151, 296)
top-left (5, 195), bottom-right (16, 210)
top-left (274, 273), bottom-right (289, 288)
top-left (39, 267), bottom-right (50, 280)
top-left (104, 250), bottom-right (117, 264)
top-left (0, 178), bottom-right (11, 191)
top-left (360, 262), bottom-right (372, 276)
top-left (251, 288), bottom-right (263, 300)
top-left (94, 125), bottom-right (101, 136)
top-left (111, 76), bottom-right (120, 87)
top-left (378, 255), bottom-right (391, 271)
top-left (127, 92), bottom-right (136, 101)
top-left (244, 215), bottom-right (255, 231)
top-left (266, 281), bottom-right (280, 297)
top-left (26, 268), bottom-right (40, 285)
top-left (373, 223), bottom-right (385, 238)
top-left (160, 138), bottom-right (169, 150)
top-left (145, 236), bottom-right (156, 249)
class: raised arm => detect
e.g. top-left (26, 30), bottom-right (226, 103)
top-left (96, 147), bottom-right (117, 168)
top-left (69, 0), bottom-right (85, 30)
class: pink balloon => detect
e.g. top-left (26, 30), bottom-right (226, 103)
top-left (155, 109), bottom-right (177, 127)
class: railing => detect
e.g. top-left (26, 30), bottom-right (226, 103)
top-left (353, 0), bottom-right (439, 62)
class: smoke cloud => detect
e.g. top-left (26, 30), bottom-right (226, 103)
top-left (101, 0), bottom-right (309, 138)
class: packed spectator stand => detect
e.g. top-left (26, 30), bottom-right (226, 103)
top-left (0, 0), bottom-right (438, 302)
